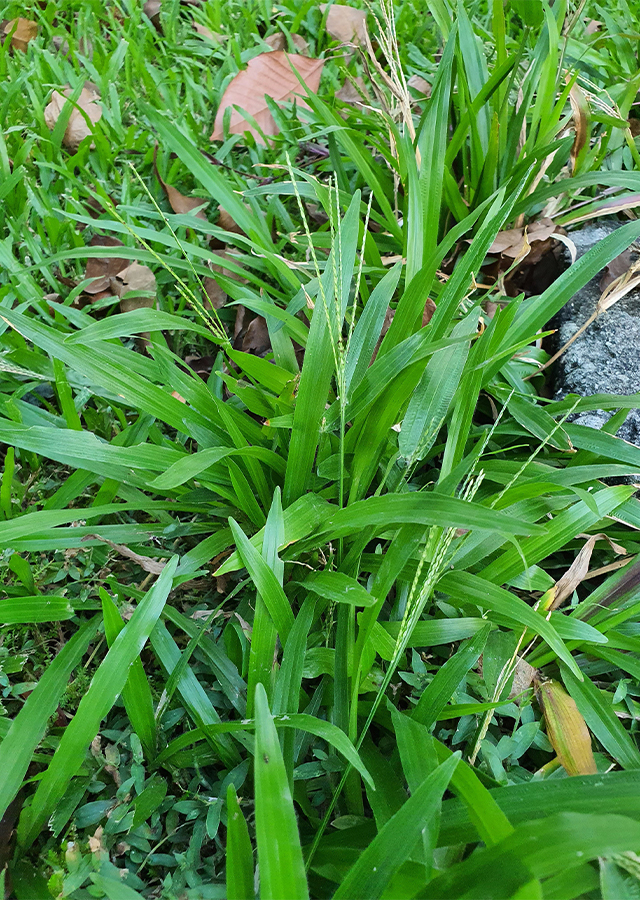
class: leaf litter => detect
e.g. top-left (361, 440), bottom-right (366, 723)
top-left (211, 51), bottom-right (325, 142)
top-left (44, 83), bottom-right (102, 151)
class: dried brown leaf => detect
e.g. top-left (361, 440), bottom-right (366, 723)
top-left (44, 83), bottom-right (102, 151)
top-left (320, 3), bottom-right (367, 44)
top-left (84, 235), bottom-right (128, 295)
top-left (568, 79), bottom-right (589, 171)
top-left (3, 17), bottom-right (38, 51)
top-left (153, 145), bottom-right (207, 219)
top-left (193, 22), bottom-right (226, 42)
top-left (211, 51), bottom-right (324, 143)
top-left (336, 75), bottom-right (370, 107)
top-left (241, 315), bottom-right (270, 355)
top-left (109, 261), bottom-right (157, 313)
top-left (82, 534), bottom-right (166, 574)
top-left (407, 74), bottom-right (431, 98)
top-left (600, 248), bottom-right (633, 291)
top-left (508, 657), bottom-right (536, 701)
top-left (550, 532), bottom-right (627, 610)
top-left (265, 32), bottom-right (308, 54)
top-left (143, 0), bottom-right (162, 26)
top-left (51, 34), bottom-right (93, 58)
top-left (487, 218), bottom-right (559, 258)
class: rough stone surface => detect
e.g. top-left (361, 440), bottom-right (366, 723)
top-left (552, 221), bottom-right (640, 443)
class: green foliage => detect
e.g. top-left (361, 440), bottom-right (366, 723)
top-left (2, 0), bottom-right (640, 897)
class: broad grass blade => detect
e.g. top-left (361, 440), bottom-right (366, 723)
top-left (254, 683), bottom-right (309, 900)
top-left (226, 784), bottom-right (254, 900)
top-left (561, 664), bottom-right (640, 770)
top-left (333, 755), bottom-right (460, 899)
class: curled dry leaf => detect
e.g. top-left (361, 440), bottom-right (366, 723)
top-left (153, 146), bottom-right (207, 219)
top-left (51, 34), bottom-right (93, 58)
top-left (241, 315), bottom-right (270, 355)
top-left (193, 22), bottom-right (226, 42)
top-left (549, 532), bottom-right (627, 610)
top-left (568, 79), bottom-right (590, 171)
top-left (44, 83), bottom-right (102, 151)
top-left (537, 678), bottom-right (598, 776)
top-left (265, 31), bottom-right (309, 54)
top-left (407, 74), bottom-right (431, 98)
top-left (336, 75), bottom-right (370, 108)
top-left (82, 534), bottom-right (166, 574)
top-left (217, 205), bottom-right (244, 234)
top-left (3, 17), bottom-right (38, 51)
top-left (487, 218), bottom-right (559, 258)
top-left (84, 235), bottom-right (128, 294)
top-left (320, 3), bottom-right (367, 44)
top-left (110, 261), bottom-right (157, 313)
top-left (508, 657), bottom-right (536, 701)
top-left (204, 249), bottom-right (247, 310)
top-left (600, 248), bottom-right (633, 291)
top-left (143, 0), bottom-right (161, 27)
top-left (211, 51), bottom-right (324, 143)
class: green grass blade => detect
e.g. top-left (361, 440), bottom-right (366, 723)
top-left (17, 559), bottom-right (177, 849)
top-left (0, 615), bottom-right (99, 823)
top-left (226, 784), bottom-right (254, 900)
top-left (560, 664), bottom-right (640, 770)
top-left (229, 517), bottom-right (294, 643)
top-left (101, 588), bottom-right (157, 759)
top-left (333, 754), bottom-right (460, 900)
top-left (254, 683), bottom-right (309, 900)
top-left (413, 624), bottom-right (491, 729)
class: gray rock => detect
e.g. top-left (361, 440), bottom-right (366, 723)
top-left (552, 221), bottom-right (640, 443)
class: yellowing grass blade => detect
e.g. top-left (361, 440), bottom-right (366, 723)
top-left (537, 679), bottom-right (598, 776)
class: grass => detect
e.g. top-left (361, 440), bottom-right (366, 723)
top-left (3, 0), bottom-right (640, 897)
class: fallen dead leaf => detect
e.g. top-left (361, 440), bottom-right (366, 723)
top-left (336, 75), bottom-right (370, 108)
top-left (82, 534), bottom-right (166, 574)
top-left (549, 532), bottom-right (627, 610)
top-left (509, 657), bottom-right (536, 700)
top-left (153, 145), bottom-right (207, 219)
top-left (51, 34), bottom-right (93, 58)
top-left (265, 31), bottom-right (309, 54)
top-left (3, 17), bottom-right (38, 52)
top-left (487, 218), bottom-right (559, 258)
top-left (83, 235), bottom-right (128, 294)
top-left (629, 118), bottom-right (640, 138)
top-left (568, 78), bottom-right (589, 172)
top-left (585, 19), bottom-right (602, 34)
top-left (320, 3), bottom-right (367, 44)
top-left (193, 22), bottom-right (226, 42)
top-left (600, 248), bottom-right (633, 291)
top-left (407, 74), bottom-right (431, 98)
top-left (44, 83), bottom-right (102, 151)
top-left (217, 205), bottom-right (245, 234)
top-left (241, 315), bottom-right (270, 355)
top-left (143, 0), bottom-right (161, 27)
top-left (109, 262), bottom-right (157, 314)
top-left (204, 276), bottom-right (226, 310)
top-left (211, 51), bottom-right (325, 143)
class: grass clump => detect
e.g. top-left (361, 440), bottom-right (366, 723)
top-left (3, 0), bottom-right (640, 898)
